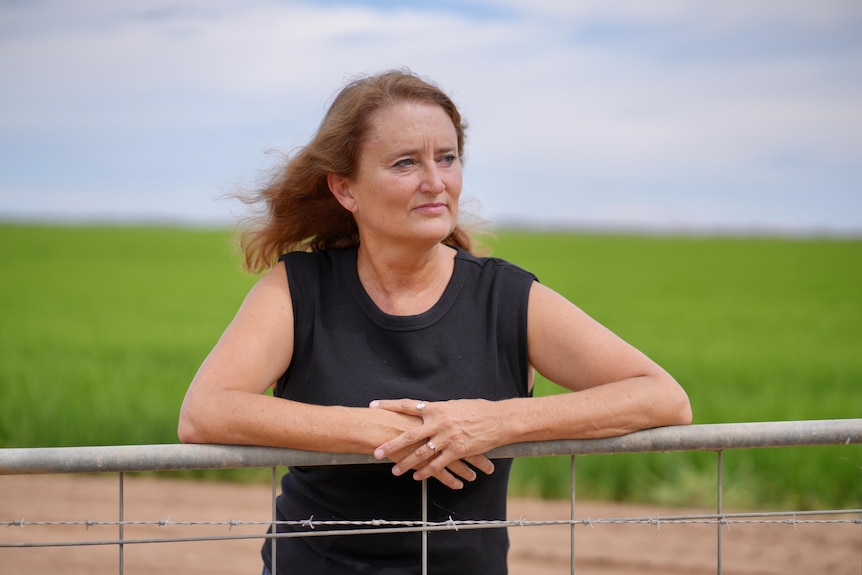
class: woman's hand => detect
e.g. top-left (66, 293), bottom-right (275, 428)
top-left (370, 398), bottom-right (499, 489)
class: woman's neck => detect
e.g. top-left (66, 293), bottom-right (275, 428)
top-left (356, 242), bottom-right (456, 316)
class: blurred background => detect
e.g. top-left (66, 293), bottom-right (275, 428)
top-left (1, 1), bottom-right (860, 512)
top-left (1, 0), bottom-right (860, 234)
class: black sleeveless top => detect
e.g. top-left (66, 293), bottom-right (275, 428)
top-left (262, 246), bottom-right (536, 574)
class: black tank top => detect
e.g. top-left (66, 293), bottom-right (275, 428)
top-left (263, 246), bottom-right (536, 574)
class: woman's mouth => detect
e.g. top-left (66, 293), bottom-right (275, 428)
top-left (413, 203), bottom-right (447, 214)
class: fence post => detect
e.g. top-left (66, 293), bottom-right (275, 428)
top-left (716, 450), bottom-right (724, 575)
top-left (421, 478), bottom-right (428, 575)
top-left (118, 472), bottom-right (124, 575)
top-left (271, 467), bottom-right (277, 575)
top-left (570, 455), bottom-right (576, 575)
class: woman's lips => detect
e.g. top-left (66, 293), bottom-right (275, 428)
top-left (413, 203), bottom-right (447, 214)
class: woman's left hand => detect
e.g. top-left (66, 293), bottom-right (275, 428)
top-left (369, 398), bottom-right (500, 486)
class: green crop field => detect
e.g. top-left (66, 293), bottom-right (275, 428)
top-left (1, 223), bottom-right (859, 509)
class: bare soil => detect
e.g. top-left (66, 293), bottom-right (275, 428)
top-left (1, 474), bottom-right (859, 574)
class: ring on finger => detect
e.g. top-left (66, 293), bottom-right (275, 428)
top-left (427, 441), bottom-right (437, 452)
top-left (416, 401), bottom-right (426, 413)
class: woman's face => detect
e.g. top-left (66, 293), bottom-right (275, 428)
top-left (329, 101), bottom-right (462, 248)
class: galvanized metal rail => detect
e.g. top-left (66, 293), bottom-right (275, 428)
top-left (2, 419), bottom-right (860, 474)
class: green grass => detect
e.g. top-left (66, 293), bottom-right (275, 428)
top-left (488, 231), bottom-right (861, 509)
top-left (0, 224), bottom-right (258, 448)
top-left (1, 224), bottom-right (860, 508)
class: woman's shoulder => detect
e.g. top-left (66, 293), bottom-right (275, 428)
top-left (277, 247), bottom-right (358, 294)
top-left (279, 246), bottom-right (356, 268)
top-left (454, 247), bottom-right (538, 282)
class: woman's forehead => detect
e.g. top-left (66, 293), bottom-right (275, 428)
top-left (364, 102), bottom-right (458, 149)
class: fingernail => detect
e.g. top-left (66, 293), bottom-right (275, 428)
top-left (369, 400), bottom-right (379, 408)
top-left (392, 465), bottom-right (402, 476)
top-left (373, 448), bottom-right (385, 460)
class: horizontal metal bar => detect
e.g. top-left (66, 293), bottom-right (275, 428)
top-left (0, 444), bottom-right (375, 475)
top-left (489, 418), bottom-right (862, 458)
top-left (1, 419), bottom-right (860, 475)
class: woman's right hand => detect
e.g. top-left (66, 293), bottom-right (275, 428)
top-left (370, 401), bottom-right (496, 490)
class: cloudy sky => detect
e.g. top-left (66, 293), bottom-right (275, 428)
top-left (1, 0), bottom-right (860, 233)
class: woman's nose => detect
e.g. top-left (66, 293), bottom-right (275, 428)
top-left (419, 163), bottom-right (445, 194)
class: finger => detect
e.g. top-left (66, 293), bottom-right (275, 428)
top-left (411, 450), bottom-right (456, 482)
top-left (386, 444), bottom-right (419, 465)
top-left (412, 451), bottom-right (494, 483)
top-left (462, 454), bottom-right (495, 476)
top-left (444, 459), bottom-right (478, 483)
top-left (369, 398), bottom-right (428, 416)
top-left (374, 427), bottom-right (428, 460)
top-left (391, 441), bottom-right (439, 476)
top-left (431, 469), bottom-right (464, 490)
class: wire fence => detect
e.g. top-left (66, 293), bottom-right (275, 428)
top-left (2, 419), bottom-right (861, 574)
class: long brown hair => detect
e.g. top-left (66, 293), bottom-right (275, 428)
top-left (235, 70), bottom-right (476, 273)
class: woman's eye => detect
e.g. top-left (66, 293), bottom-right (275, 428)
top-left (393, 158), bottom-right (415, 168)
top-left (438, 154), bottom-right (456, 166)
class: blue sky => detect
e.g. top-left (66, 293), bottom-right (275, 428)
top-left (1, 0), bottom-right (861, 233)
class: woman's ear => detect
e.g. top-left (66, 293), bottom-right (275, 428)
top-left (327, 173), bottom-right (356, 212)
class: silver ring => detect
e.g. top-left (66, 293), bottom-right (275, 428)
top-left (427, 441), bottom-right (437, 452)
top-left (416, 401), bottom-right (426, 413)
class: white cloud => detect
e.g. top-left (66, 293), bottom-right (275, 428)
top-left (1, 0), bottom-right (860, 232)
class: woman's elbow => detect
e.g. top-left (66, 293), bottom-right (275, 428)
top-left (666, 381), bottom-right (693, 426)
top-left (177, 416), bottom-right (200, 444)
top-left (177, 402), bottom-right (208, 444)
top-left (673, 398), bottom-right (693, 426)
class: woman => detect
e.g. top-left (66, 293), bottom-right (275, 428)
top-left (178, 70), bottom-right (691, 574)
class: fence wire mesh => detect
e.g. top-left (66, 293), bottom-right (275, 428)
top-left (1, 419), bottom-right (861, 574)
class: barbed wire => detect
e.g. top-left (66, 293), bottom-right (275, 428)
top-left (3, 509), bottom-right (860, 548)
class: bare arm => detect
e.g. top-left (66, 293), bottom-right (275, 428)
top-left (373, 281), bottom-right (692, 480)
top-left (177, 262), bottom-right (418, 453)
top-left (509, 281), bottom-right (692, 440)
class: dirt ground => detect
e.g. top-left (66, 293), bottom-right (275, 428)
top-left (1, 474), bottom-right (859, 574)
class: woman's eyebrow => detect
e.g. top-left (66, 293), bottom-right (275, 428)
top-left (383, 141), bottom-right (458, 161)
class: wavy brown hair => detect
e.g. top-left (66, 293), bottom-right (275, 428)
top-left (235, 70), bottom-right (476, 273)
